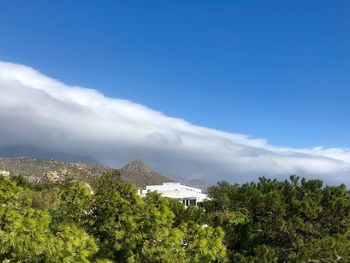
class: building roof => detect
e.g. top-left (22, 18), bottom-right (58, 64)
top-left (140, 182), bottom-right (208, 202)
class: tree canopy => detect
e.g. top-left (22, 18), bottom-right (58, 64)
top-left (204, 176), bottom-right (350, 262)
top-left (2, 172), bottom-right (350, 262)
top-left (0, 172), bottom-right (226, 262)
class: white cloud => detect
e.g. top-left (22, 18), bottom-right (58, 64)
top-left (1, 61), bottom-right (350, 185)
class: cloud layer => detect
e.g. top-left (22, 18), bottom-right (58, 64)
top-left (1, 61), bottom-right (350, 185)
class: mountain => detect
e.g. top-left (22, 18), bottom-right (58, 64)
top-left (0, 157), bottom-right (109, 183)
top-left (0, 157), bottom-right (173, 188)
top-left (0, 145), bottom-right (98, 163)
top-left (120, 160), bottom-right (174, 188)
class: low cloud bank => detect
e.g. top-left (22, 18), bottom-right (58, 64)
top-left (1, 61), bottom-right (350, 185)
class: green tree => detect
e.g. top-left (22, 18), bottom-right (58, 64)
top-left (92, 172), bottom-right (144, 261)
top-left (205, 176), bottom-right (350, 262)
top-left (52, 181), bottom-right (94, 227)
top-left (0, 176), bottom-right (98, 262)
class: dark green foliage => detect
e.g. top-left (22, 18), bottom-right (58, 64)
top-left (91, 174), bottom-right (226, 262)
top-left (0, 173), bottom-right (226, 262)
top-left (0, 176), bottom-right (98, 262)
top-left (204, 176), bottom-right (350, 262)
top-left (3, 172), bottom-right (348, 262)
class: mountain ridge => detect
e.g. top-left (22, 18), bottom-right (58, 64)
top-left (0, 145), bottom-right (98, 164)
top-left (0, 157), bottom-right (173, 188)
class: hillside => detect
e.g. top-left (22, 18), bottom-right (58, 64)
top-left (121, 160), bottom-right (174, 188)
top-left (0, 157), bottom-right (172, 188)
top-left (0, 145), bottom-right (98, 163)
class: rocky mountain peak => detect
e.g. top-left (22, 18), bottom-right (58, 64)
top-left (121, 160), bottom-right (151, 174)
top-left (0, 157), bottom-right (173, 188)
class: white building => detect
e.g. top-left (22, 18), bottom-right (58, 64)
top-left (0, 170), bottom-right (10, 177)
top-left (140, 182), bottom-right (208, 207)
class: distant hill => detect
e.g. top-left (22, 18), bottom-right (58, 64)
top-left (0, 145), bottom-right (98, 163)
top-left (0, 157), bottom-right (109, 183)
top-left (120, 160), bottom-right (174, 188)
top-left (0, 157), bottom-right (173, 188)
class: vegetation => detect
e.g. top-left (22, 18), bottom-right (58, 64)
top-left (1, 172), bottom-right (350, 262)
top-left (0, 171), bottom-right (225, 262)
top-left (204, 176), bottom-right (350, 262)
top-left (0, 157), bottom-right (172, 189)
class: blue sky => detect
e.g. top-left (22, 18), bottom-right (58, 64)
top-left (1, 0), bottom-right (349, 149)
